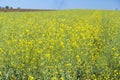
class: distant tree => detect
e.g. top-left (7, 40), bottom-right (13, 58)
top-left (10, 7), bottom-right (13, 9)
top-left (17, 7), bottom-right (21, 9)
top-left (2, 7), bottom-right (4, 9)
top-left (0, 6), bottom-right (1, 9)
top-left (5, 6), bottom-right (9, 9)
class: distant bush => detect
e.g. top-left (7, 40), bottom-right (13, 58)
top-left (10, 7), bottom-right (13, 9)
top-left (17, 7), bottom-right (21, 9)
top-left (2, 7), bottom-right (4, 9)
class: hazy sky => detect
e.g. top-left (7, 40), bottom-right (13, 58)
top-left (0, 0), bottom-right (120, 10)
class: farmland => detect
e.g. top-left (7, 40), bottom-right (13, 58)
top-left (0, 9), bottom-right (55, 12)
top-left (0, 10), bottom-right (120, 80)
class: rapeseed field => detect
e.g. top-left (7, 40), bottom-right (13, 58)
top-left (0, 10), bottom-right (120, 80)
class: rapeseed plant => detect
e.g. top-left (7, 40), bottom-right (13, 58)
top-left (0, 10), bottom-right (120, 79)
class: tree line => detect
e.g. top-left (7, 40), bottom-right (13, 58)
top-left (0, 6), bottom-right (20, 9)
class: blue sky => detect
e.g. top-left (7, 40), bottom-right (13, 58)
top-left (0, 0), bottom-right (120, 10)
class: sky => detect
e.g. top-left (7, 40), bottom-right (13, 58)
top-left (0, 0), bottom-right (120, 10)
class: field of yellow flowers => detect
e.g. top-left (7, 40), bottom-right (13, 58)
top-left (0, 10), bottom-right (120, 80)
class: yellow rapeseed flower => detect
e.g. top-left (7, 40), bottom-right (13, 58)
top-left (26, 29), bottom-right (29, 33)
top-left (28, 76), bottom-right (35, 80)
top-left (51, 77), bottom-right (57, 80)
top-left (112, 47), bottom-right (116, 51)
top-left (60, 41), bottom-right (65, 48)
top-left (0, 71), bottom-right (2, 76)
top-left (65, 63), bottom-right (71, 66)
top-left (60, 77), bottom-right (65, 80)
top-left (45, 53), bottom-right (51, 59)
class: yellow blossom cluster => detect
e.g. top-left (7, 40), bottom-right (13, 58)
top-left (0, 10), bottom-right (120, 79)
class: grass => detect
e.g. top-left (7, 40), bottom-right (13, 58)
top-left (0, 10), bottom-right (120, 80)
